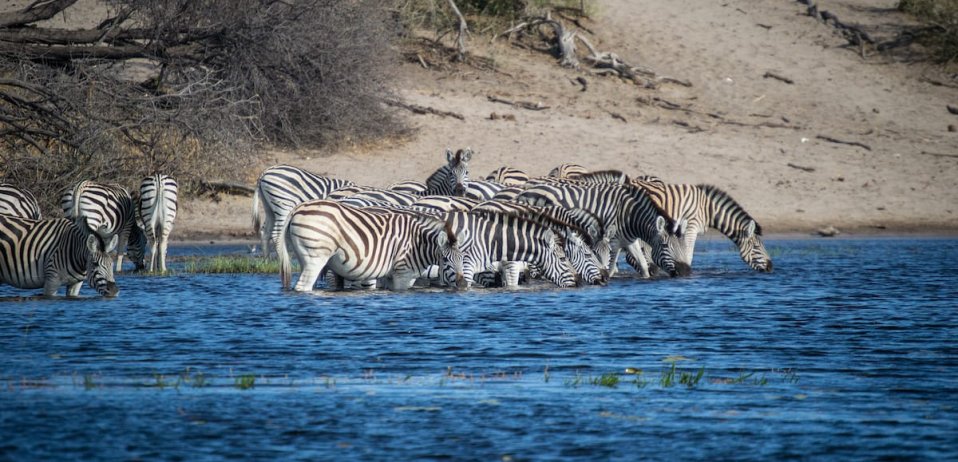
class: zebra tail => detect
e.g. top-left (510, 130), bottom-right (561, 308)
top-left (277, 209), bottom-right (291, 290)
top-left (251, 181), bottom-right (262, 234)
top-left (70, 180), bottom-right (90, 222)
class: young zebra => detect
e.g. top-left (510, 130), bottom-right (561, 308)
top-left (137, 174), bottom-right (178, 272)
top-left (277, 200), bottom-right (464, 292)
top-left (442, 210), bottom-right (578, 289)
top-left (252, 165), bottom-right (355, 257)
top-left (0, 215), bottom-right (118, 297)
top-left (631, 180), bottom-right (773, 272)
top-left (61, 181), bottom-right (145, 272)
top-left (486, 167), bottom-right (530, 186)
top-left (424, 148), bottom-right (472, 196)
top-left (0, 183), bottom-right (41, 219)
top-left (548, 163), bottom-right (589, 179)
top-left (516, 182), bottom-right (691, 278)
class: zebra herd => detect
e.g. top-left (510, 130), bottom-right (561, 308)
top-left (0, 175), bottom-right (178, 297)
top-left (257, 148), bottom-right (772, 293)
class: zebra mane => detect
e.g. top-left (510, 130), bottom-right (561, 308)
top-left (695, 184), bottom-right (763, 236)
top-left (470, 206), bottom-right (594, 248)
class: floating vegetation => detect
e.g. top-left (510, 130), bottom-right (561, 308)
top-left (181, 256), bottom-right (295, 274)
top-left (591, 372), bottom-right (620, 388)
top-left (234, 374), bottom-right (256, 390)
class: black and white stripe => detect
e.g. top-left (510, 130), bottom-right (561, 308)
top-left (0, 183), bottom-right (41, 219)
top-left (137, 174), bottom-right (178, 272)
top-left (252, 165), bottom-right (355, 256)
top-left (424, 148), bottom-right (472, 196)
top-left (515, 182), bottom-right (691, 278)
top-left (411, 195), bottom-right (480, 213)
top-left (277, 200), bottom-right (463, 291)
top-left (61, 181), bottom-right (145, 272)
top-left (388, 180), bottom-right (428, 196)
top-left (486, 167), bottom-right (530, 186)
top-left (462, 180), bottom-right (505, 201)
top-left (327, 185), bottom-right (419, 206)
top-left (0, 215), bottom-right (118, 297)
top-left (548, 163), bottom-right (589, 179)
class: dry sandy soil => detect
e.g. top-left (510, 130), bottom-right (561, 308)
top-left (177, 0), bottom-right (958, 240)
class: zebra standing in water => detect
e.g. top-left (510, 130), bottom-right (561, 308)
top-left (137, 174), bottom-right (178, 272)
top-left (424, 148), bottom-right (472, 196)
top-left (61, 181), bottom-right (145, 272)
top-left (0, 184), bottom-right (41, 219)
top-left (442, 210), bottom-right (579, 289)
top-left (631, 180), bottom-right (773, 272)
top-left (516, 182), bottom-right (691, 278)
top-left (252, 165), bottom-right (355, 256)
top-left (0, 215), bottom-right (118, 297)
top-left (278, 200), bottom-right (464, 292)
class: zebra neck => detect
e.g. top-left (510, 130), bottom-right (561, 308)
top-left (699, 186), bottom-right (752, 244)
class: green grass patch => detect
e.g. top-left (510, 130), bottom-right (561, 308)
top-left (181, 256), bottom-right (291, 274)
top-left (234, 374), bottom-right (256, 390)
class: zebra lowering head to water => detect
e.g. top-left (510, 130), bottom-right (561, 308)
top-left (252, 165), bottom-right (355, 257)
top-left (424, 148), bottom-right (472, 196)
top-left (0, 215), bottom-right (118, 297)
top-left (61, 181), bottom-right (145, 272)
top-left (442, 210), bottom-right (579, 289)
top-left (0, 184), bottom-right (41, 219)
top-left (136, 174), bottom-right (178, 272)
top-left (632, 180), bottom-right (773, 272)
top-left (277, 200), bottom-right (464, 292)
top-left (516, 182), bottom-right (691, 278)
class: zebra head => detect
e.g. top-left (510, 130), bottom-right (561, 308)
top-left (538, 231), bottom-right (577, 288)
top-left (85, 232), bottom-right (119, 297)
top-left (557, 230), bottom-right (609, 286)
top-left (438, 219), bottom-right (467, 289)
top-left (737, 220), bottom-right (773, 272)
top-left (445, 148), bottom-right (472, 196)
top-left (649, 216), bottom-right (692, 277)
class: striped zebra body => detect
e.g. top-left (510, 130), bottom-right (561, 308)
top-left (252, 165), bottom-right (355, 256)
top-left (411, 195), bottom-right (480, 213)
top-left (389, 180), bottom-right (428, 196)
top-left (327, 185), bottom-right (419, 206)
top-left (61, 181), bottom-right (145, 272)
top-left (486, 167), bottom-right (530, 186)
top-left (0, 184), bottom-right (41, 219)
top-left (137, 174), bottom-right (178, 272)
top-left (278, 200), bottom-right (463, 291)
top-left (515, 182), bottom-right (691, 278)
top-left (632, 181), bottom-right (772, 272)
top-left (462, 180), bottom-right (505, 201)
top-left (548, 163), bottom-right (589, 179)
top-left (442, 211), bottom-right (578, 288)
top-left (0, 215), bottom-right (118, 297)
top-left (424, 148), bottom-right (472, 196)
top-left (491, 187), bottom-right (523, 202)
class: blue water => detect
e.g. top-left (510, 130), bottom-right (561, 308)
top-left (1, 237), bottom-right (956, 461)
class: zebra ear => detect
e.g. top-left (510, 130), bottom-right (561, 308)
top-left (86, 234), bottom-right (99, 253)
top-left (745, 220), bottom-right (756, 238)
top-left (459, 148), bottom-right (472, 163)
top-left (106, 234), bottom-right (119, 253)
top-left (445, 148), bottom-right (455, 163)
top-left (672, 219), bottom-right (687, 238)
top-left (655, 216), bottom-right (668, 235)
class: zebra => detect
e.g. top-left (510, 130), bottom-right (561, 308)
top-left (388, 180), bottom-right (428, 196)
top-left (277, 200), bottom-right (464, 291)
top-left (0, 184), bottom-right (41, 219)
top-left (527, 170), bottom-right (629, 187)
top-left (515, 182), bottom-right (691, 278)
top-left (462, 180), bottom-right (505, 201)
top-left (548, 163), bottom-right (589, 179)
top-left (424, 148), bottom-right (472, 196)
top-left (442, 210), bottom-right (579, 289)
top-left (61, 181), bottom-right (145, 272)
top-left (486, 167), bottom-right (530, 186)
top-left (0, 215), bottom-right (118, 297)
top-left (327, 185), bottom-right (419, 206)
top-left (136, 174), bottom-right (178, 272)
top-left (491, 186), bottom-right (523, 202)
top-left (631, 180), bottom-right (773, 272)
top-left (252, 165), bottom-right (355, 256)
top-left (411, 195), bottom-right (480, 213)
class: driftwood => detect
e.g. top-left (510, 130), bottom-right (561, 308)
top-left (384, 99), bottom-right (465, 120)
top-left (947, 105), bottom-right (958, 115)
top-left (816, 135), bottom-right (872, 151)
top-left (787, 162), bottom-right (816, 172)
top-left (487, 95), bottom-right (549, 111)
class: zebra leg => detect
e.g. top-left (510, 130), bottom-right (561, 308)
top-left (158, 227), bottom-right (171, 273)
top-left (624, 241), bottom-right (651, 278)
top-left (389, 274), bottom-right (417, 291)
top-left (294, 256), bottom-right (329, 292)
top-left (499, 262), bottom-right (523, 288)
top-left (67, 281), bottom-right (82, 297)
top-left (608, 248), bottom-right (622, 277)
top-left (148, 233), bottom-right (158, 273)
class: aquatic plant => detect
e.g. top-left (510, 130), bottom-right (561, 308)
top-left (235, 374), bottom-right (256, 390)
top-left (182, 256), bottom-right (295, 274)
top-left (591, 372), bottom-right (620, 388)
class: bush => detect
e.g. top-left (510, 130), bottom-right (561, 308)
top-left (899, 0), bottom-right (958, 61)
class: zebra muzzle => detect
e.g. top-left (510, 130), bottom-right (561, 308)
top-left (100, 281), bottom-right (119, 297)
top-left (670, 261), bottom-right (692, 277)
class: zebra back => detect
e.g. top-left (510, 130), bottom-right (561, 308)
top-left (697, 184), bottom-right (772, 272)
top-left (388, 180), bottom-right (428, 196)
top-left (463, 180), bottom-right (505, 201)
top-left (253, 165), bottom-right (355, 245)
top-left (412, 195), bottom-right (480, 213)
top-left (0, 183), bottom-right (41, 219)
top-left (138, 174), bottom-right (178, 232)
top-left (486, 167), bottom-right (530, 186)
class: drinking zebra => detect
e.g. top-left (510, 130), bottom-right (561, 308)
top-left (0, 183), bottom-right (41, 219)
top-left (0, 215), bottom-right (118, 297)
top-left (442, 210), bottom-right (579, 288)
top-left (486, 167), bottom-right (530, 186)
top-left (137, 174), bottom-right (178, 272)
top-left (61, 181), bottom-right (145, 272)
top-left (252, 165), bottom-right (355, 256)
top-left (424, 148), bottom-right (472, 196)
top-left (277, 200), bottom-right (464, 291)
top-left (516, 182), bottom-right (691, 278)
top-left (631, 181), bottom-right (773, 272)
